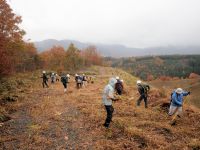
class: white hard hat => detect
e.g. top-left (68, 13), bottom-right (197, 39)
top-left (116, 76), bottom-right (119, 80)
top-left (136, 80), bottom-right (142, 84)
top-left (176, 88), bottom-right (183, 94)
top-left (43, 71), bottom-right (46, 74)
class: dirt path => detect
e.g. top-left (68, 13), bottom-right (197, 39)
top-left (0, 78), bottom-right (106, 149)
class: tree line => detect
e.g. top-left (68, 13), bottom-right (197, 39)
top-left (107, 55), bottom-right (200, 80)
top-left (0, 0), bottom-right (102, 78)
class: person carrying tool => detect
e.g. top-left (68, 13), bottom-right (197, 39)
top-left (102, 78), bottom-right (119, 128)
top-left (136, 80), bottom-right (150, 108)
top-left (61, 74), bottom-right (70, 93)
top-left (51, 72), bottom-right (56, 83)
top-left (168, 88), bottom-right (190, 125)
top-left (75, 74), bottom-right (82, 89)
top-left (42, 71), bottom-right (49, 88)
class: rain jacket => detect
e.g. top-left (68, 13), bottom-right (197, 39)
top-left (102, 78), bottom-right (117, 106)
top-left (171, 91), bottom-right (189, 107)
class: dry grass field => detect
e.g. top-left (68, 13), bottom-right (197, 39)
top-left (0, 66), bottom-right (200, 149)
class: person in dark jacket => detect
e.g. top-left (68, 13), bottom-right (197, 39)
top-left (75, 74), bottom-right (82, 89)
top-left (42, 71), bottom-right (49, 88)
top-left (61, 74), bottom-right (70, 92)
top-left (168, 88), bottom-right (190, 116)
top-left (115, 76), bottom-right (124, 95)
top-left (136, 80), bottom-right (150, 108)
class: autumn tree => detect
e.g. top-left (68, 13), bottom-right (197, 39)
top-left (0, 0), bottom-right (25, 76)
top-left (65, 43), bottom-right (83, 71)
top-left (40, 46), bottom-right (65, 70)
top-left (81, 46), bottom-right (102, 66)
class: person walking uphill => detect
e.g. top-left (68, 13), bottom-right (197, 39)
top-left (42, 71), bottom-right (49, 88)
top-left (61, 74), bottom-right (70, 93)
top-left (136, 80), bottom-right (150, 108)
top-left (102, 78), bottom-right (118, 128)
top-left (168, 88), bottom-right (190, 124)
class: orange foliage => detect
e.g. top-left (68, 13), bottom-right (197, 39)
top-left (81, 46), bottom-right (103, 66)
top-left (40, 46), bottom-right (65, 70)
top-left (189, 73), bottom-right (200, 79)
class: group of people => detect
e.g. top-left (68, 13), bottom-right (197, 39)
top-left (41, 71), bottom-right (91, 92)
top-left (42, 71), bottom-right (191, 128)
top-left (102, 77), bottom-right (190, 128)
top-left (75, 74), bottom-right (87, 89)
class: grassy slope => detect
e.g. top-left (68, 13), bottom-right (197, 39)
top-left (0, 66), bottom-right (200, 149)
top-left (149, 78), bottom-right (200, 108)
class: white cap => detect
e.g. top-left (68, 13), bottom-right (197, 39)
top-left (43, 71), bottom-right (46, 74)
top-left (176, 88), bottom-right (183, 94)
top-left (67, 74), bottom-right (70, 77)
top-left (120, 79), bottom-right (124, 83)
top-left (136, 80), bottom-right (142, 84)
top-left (116, 76), bottom-right (119, 80)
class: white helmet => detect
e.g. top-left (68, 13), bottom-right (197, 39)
top-left (136, 80), bottom-right (142, 85)
top-left (43, 71), bottom-right (46, 74)
top-left (116, 76), bottom-right (119, 80)
top-left (176, 88), bottom-right (183, 94)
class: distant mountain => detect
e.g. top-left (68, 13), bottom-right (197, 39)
top-left (34, 39), bottom-right (200, 57)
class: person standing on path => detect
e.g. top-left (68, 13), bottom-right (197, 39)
top-left (102, 78), bottom-right (118, 128)
top-left (136, 80), bottom-right (150, 108)
top-left (42, 71), bottom-right (49, 88)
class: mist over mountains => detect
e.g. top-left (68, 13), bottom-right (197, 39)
top-left (34, 39), bottom-right (200, 57)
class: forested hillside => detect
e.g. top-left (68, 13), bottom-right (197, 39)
top-left (108, 55), bottom-right (200, 80)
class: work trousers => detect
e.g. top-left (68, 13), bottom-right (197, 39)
top-left (137, 94), bottom-right (148, 108)
top-left (104, 105), bottom-right (114, 128)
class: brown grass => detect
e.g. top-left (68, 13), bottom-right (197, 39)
top-left (0, 66), bottom-right (200, 149)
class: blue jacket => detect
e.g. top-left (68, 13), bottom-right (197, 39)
top-left (171, 91), bottom-right (189, 107)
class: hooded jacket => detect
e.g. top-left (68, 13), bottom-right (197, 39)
top-left (171, 90), bottom-right (189, 107)
top-left (102, 78), bottom-right (117, 106)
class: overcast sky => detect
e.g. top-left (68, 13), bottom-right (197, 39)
top-left (9, 0), bottom-right (200, 48)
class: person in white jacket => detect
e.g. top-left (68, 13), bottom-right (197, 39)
top-left (102, 78), bottom-right (118, 128)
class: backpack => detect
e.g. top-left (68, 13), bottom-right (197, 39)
top-left (141, 84), bottom-right (150, 94)
top-left (61, 76), bottom-right (68, 83)
top-left (77, 76), bottom-right (82, 83)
